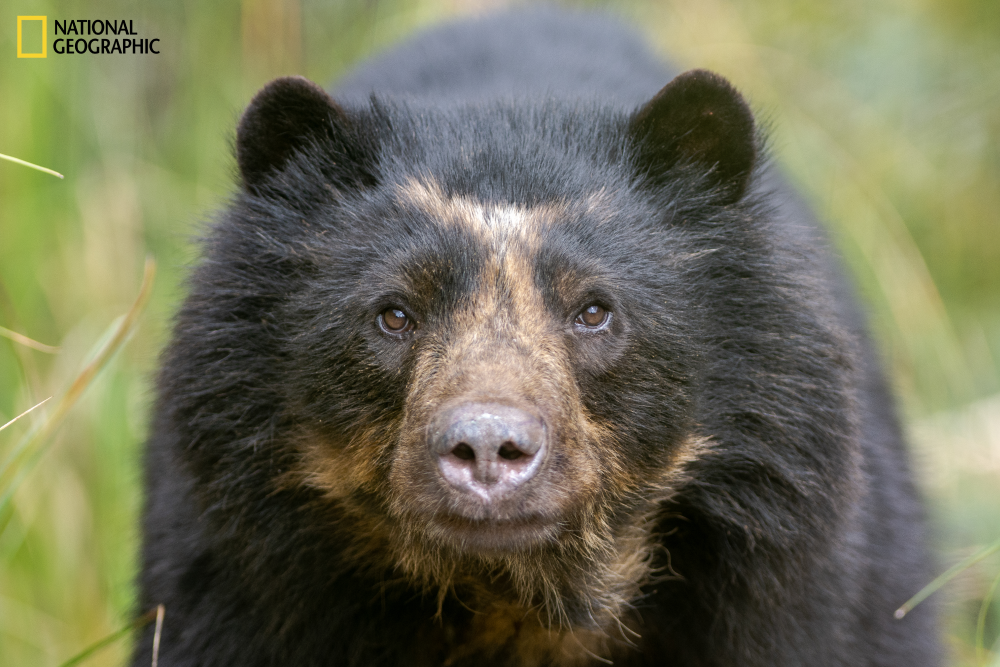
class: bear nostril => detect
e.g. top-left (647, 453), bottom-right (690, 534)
top-left (498, 442), bottom-right (523, 461)
top-left (430, 402), bottom-right (548, 497)
top-left (452, 443), bottom-right (476, 461)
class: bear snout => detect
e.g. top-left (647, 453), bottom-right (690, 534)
top-left (429, 402), bottom-right (548, 503)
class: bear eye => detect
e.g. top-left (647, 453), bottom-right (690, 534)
top-left (575, 304), bottom-right (611, 330)
top-left (378, 308), bottom-right (415, 335)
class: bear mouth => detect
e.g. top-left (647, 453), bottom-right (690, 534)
top-left (425, 512), bottom-right (561, 554)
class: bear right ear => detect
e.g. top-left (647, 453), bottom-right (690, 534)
top-left (629, 70), bottom-right (757, 204)
top-left (236, 76), bottom-right (351, 188)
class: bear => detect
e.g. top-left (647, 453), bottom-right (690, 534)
top-left (133, 8), bottom-right (940, 667)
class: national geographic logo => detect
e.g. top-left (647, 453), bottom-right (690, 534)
top-left (16, 16), bottom-right (161, 57)
top-left (16, 16), bottom-right (46, 57)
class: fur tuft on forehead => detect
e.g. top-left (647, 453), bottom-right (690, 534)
top-left (396, 176), bottom-right (563, 243)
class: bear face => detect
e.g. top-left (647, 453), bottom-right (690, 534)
top-left (198, 71), bottom-right (804, 630)
top-left (180, 73), bottom-right (848, 631)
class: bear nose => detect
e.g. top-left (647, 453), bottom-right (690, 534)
top-left (429, 403), bottom-right (547, 502)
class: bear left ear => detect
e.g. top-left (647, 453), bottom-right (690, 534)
top-left (629, 69), bottom-right (756, 204)
top-left (237, 76), bottom-right (351, 188)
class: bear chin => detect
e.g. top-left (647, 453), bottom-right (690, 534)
top-left (424, 515), bottom-right (563, 554)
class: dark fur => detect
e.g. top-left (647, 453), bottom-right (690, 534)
top-left (134, 9), bottom-right (939, 666)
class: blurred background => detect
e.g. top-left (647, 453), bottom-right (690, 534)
top-left (1, 0), bottom-right (997, 664)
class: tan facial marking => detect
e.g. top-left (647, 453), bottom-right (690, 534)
top-left (398, 176), bottom-right (598, 371)
top-left (443, 601), bottom-right (621, 667)
top-left (283, 422), bottom-right (397, 501)
top-left (397, 176), bottom-right (564, 249)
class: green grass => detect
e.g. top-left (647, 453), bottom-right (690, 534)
top-left (1, 0), bottom-right (998, 664)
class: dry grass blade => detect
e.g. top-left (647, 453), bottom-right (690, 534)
top-left (0, 258), bottom-right (156, 522)
top-left (152, 604), bottom-right (165, 667)
top-left (0, 324), bottom-right (60, 354)
top-left (0, 397), bottom-right (51, 434)
top-left (56, 606), bottom-right (161, 667)
top-left (895, 537), bottom-right (1000, 619)
top-left (0, 152), bottom-right (64, 179)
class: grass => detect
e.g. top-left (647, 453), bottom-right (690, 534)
top-left (0, 153), bottom-right (63, 179)
top-left (1, 0), bottom-right (998, 664)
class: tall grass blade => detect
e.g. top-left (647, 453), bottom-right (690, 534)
top-left (0, 258), bottom-right (155, 525)
top-left (0, 325), bottom-right (60, 353)
top-left (0, 397), bottom-right (51, 434)
top-left (977, 568), bottom-right (1000, 665)
top-left (896, 537), bottom-right (1000, 618)
top-left (57, 605), bottom-right (161, 667)
top-left (0, 152), bottom-right (64, 179)
top-left (152, 604), bottom-right (165, 667)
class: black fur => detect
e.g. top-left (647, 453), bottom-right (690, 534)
top-left (631, 69), bottom-right (756, 202)
top-left (133, 9), bottom-right (939, 666)
top-left (235, 76), bottom-right (347, 188)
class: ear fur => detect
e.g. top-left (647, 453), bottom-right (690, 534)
top-left (236, 76), bottom-right (350, 188)
top-left (630, 69), bottom-right (756, 203)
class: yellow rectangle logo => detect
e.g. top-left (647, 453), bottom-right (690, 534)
top-left (17, 16), bottom-right (47, 58)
